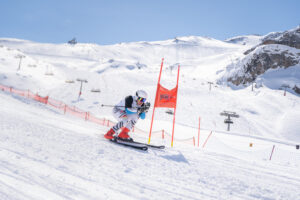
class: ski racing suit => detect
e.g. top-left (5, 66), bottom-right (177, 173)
top-left (111, 95), bottom-right (146, 133)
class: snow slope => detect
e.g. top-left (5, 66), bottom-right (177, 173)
top-left (1, 32), bottom-right (300, 199)
top-left (1, 36), bottom-right (299, 141)
top-left (1, 91), bottom-right (300, 200)
top-left (225, 34), bottom-right (263, 47)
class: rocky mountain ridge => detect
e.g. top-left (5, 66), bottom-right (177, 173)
top-left (223, 26), bottom-right (300, 94)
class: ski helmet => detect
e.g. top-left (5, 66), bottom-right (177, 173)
top-left (136, 90), bottom-right (147, 103)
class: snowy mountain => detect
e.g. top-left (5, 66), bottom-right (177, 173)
top-left (1, 27), bottom-right (300, 199)
top-left (1, 28), bottom-right (299, 140)
top-left (221, 44), bottom-right (300, 88)
top-left (262, 26), bottom-right (300, 49)
top-left (222, 26), bottom-right (300, 95)
top-left (225, 34), bottom-right (263, 47)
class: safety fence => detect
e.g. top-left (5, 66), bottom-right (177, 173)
top-left (199, 131), bottom-right (300, 163)
top-left (0, 84), bottom-right (195, 147)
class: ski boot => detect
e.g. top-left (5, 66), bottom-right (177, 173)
top-left (104, 128), bottom-right (115, 139)
top-left (117, 127), bottom-right (133, 141)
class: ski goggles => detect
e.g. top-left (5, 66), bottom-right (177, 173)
top-left (137, 97), bottom-right (146, 103)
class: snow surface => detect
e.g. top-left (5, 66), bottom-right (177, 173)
top-left (1, 91), bottom-right (300, 200)
top-left (1, 34), bottom-right (300, 199)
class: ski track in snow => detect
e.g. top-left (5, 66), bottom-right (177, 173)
top-left (1, 92), bottom-right (300, 200)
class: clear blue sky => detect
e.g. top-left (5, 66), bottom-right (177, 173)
top-left (0, 0), bottom-right (299, 45)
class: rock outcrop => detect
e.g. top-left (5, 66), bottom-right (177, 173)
top-left (224, 26), bottom-right (300, 94)
top-left (228, 45), bottom-right (300, 85)
top-left (244, 26), bottom-right (300, 55)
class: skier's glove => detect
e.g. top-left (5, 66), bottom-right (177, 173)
top-left (138, 102), bottom-right (150, 114)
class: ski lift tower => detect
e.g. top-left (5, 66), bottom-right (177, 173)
top-left (76, 78), bottom-right (88, 100)
top-left (208, 81), bottom-right (213, 91)
top-left (251, 81), bottom-right (256, 91)
top-left (15, 54), bottom-right (25, 71)
top-left (281, 84), bottom-right (290, 96)
top-left (68, 38), bottom-right (77, 45)
top-left (220, 111), bottom-right (239, 131)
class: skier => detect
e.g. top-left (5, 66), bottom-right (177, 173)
top-left (104, 90), bottom-right (150, 141)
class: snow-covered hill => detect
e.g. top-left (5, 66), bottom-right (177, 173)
top-left (225, 34), bottom-right (262, 47)
top-left (1, 27), bottom-right (300, 199)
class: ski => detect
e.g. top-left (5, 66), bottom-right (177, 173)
top-left (110, 137), bottom-right (148, 151)
top-left (131, 141), bottom-right (165, 149)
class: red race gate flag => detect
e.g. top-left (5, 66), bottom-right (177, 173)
top-left (148, 58), bottom-right (180, 147)
top-left (154, 84), bottom-right (178, 108)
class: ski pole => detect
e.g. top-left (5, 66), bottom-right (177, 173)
top-left (101, 104), bottom-right (149, 110)
top-left (101, 104), bottom-right (139, 108)
top-left (101, 104), bottom-right (117, 107)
